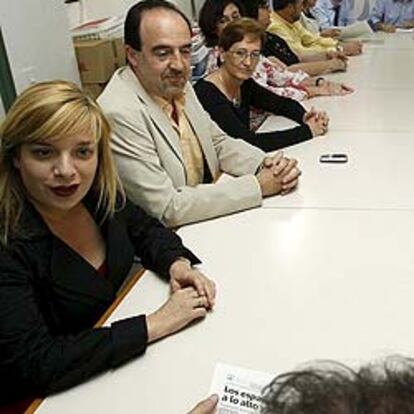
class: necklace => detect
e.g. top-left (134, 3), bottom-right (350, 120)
top-left (217, 70), bottom-right (241, 108)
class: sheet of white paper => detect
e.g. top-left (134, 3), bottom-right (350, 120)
top-left (395, 27), bottom-right (414, 33)
top-left (336, 20), bottom-right (373, 39)
top-left (209, 363), bottom-right (275, 414)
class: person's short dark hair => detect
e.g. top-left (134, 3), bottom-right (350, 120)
top-left (218, 17), bottom-right (266, 52)
top-left (124, 0), bottom-right (192, 51)
top-left (261, 356), bottom-right (414, 414)
top-left (198, 0), bottom-right (246, 47)
top-left (272, 0), bottom-right (300, 11)
top-left (239, 0), bottom-right (269, 19)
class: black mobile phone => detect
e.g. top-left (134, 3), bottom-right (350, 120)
top-left (319, 153), bottom-right (348, 163)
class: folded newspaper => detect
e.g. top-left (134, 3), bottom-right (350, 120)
top-left (209, 363), bottom-right (274, 414)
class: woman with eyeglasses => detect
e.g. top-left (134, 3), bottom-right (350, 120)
top-left (0, 81), bottom-right (215, 411)
top-left (195, 18), bottom-right (329, 152)
top-left (199, 0), bottom-right (353, 112)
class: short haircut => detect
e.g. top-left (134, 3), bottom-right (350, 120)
top-left (124, 0), bottom-right (192, 51)
top-left (261, 356), bottom-right (414, 414)
top-left (218, 18), bottom-right (266, 52)
top-left (239, 0), bottom-right (269, 19)
top-left (199, 0), bottom-right (246, 47)
top-left (272, 0), bottom-right (300, 11)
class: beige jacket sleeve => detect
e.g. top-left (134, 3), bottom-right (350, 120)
top-left (99, 68), bottom-right (265, 228)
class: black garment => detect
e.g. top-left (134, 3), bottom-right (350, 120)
top-left (0, 191), bottom-right (200, 403)
top-left (262, 31), bottom-right (300, 66)
top-left (333, 5), bottom-right (341, 26)
top-left (194, 78), bottom-right (312, 152)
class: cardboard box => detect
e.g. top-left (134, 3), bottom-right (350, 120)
top-left (74, 38), bottom-right (125, 84)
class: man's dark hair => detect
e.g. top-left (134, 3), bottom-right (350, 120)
top-left (261, 356), bottom-right (414, 414)
top-left (272, 0), bottom-right (300, 11)
top-left (124, 0), bottom-right (192, 51)
top-left (198, 0), bottom-right (246, 47)
top-left (239, 0), bottom-right (269, 19)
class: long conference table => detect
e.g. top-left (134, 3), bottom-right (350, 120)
top-left (34, 32), bottom-right (414, 413)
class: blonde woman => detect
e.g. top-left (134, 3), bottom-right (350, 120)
top-left (0, 81), bottom-right (215, 410)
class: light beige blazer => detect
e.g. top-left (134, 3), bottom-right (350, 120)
top-left (98, 66), bottom-right (265, 227)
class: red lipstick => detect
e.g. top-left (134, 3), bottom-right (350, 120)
top-left (50, 184), bottom-right (79, 197)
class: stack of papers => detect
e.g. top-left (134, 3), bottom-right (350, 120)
top-left (71, 16), bottom-right (124, 41)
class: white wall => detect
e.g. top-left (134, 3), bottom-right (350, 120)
top-left (0, 0), bottom-right (79, 94)
top-left (66, 0), bottom-right (205, 29)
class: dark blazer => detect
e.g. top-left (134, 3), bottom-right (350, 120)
top-left (0, 191), bottom-right (200, 403)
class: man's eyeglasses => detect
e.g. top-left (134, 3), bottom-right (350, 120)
top-left (228, 49), bottom-right (261, 63)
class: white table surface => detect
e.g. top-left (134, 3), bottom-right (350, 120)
top-left (35, 32), bottom-right (414, 414)
top-left (261, 88), bottom-right (414, 133)
top-left (36, 208), bottom-right (414, 413)
top-left (262, 130), bottom-right (414, 210)
top-left (327, 47), bottom-right (414, 90)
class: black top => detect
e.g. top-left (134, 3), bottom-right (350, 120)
top-left (0, 191), bottom-right (200, 403)
top-left (194, 78), bottom-right (312, 152)
top-left (263, 31), bottom-right (300, 66)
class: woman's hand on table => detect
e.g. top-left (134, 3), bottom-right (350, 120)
top-left (147, 286), bottom-right (210, 342)
top-left (170, 259), bottom-right (216, 309)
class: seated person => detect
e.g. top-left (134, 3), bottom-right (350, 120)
top-left (369, 0), bottom-right (414, 32)
top-left (99, 0), bottom-right (301, 228)
top-left (191, 356), bottom-right (414, 413)
top-left (240, 0), bottom-right (353, 89)
top-left (0, 80), bottom-right (215, 409)
top-left (199, 0), bottom-right (311, 102)
top-left (310, 0), bottom-right (356, 31)
top-left (195, 18), bottom-right (330, 152)
top-left (302, 0), bottom-right (343, 36)
top-left (268, 0), bottom-right (362, 57)
top-left (200, 0), bottom-right (350, 101)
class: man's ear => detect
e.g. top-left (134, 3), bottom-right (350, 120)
top-left (126, 45), bottom-right (139, 70)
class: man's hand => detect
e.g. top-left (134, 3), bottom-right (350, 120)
top-left (326, 50), bottom-right (348, 61)
top-left (188, 395), bottom-right (219, 414)
top-left (378, 22), bottom-right (396, 32)
top-left (321, 28), bottom-right (341, 38)
top-left (257, 153), bottom-right (301, 196)
top-left (402, 20), bottom-right (414, 29)
top-left (341, 41), bottom-right (363, 56)
top-left (170, 259), bottom-right (216, 309)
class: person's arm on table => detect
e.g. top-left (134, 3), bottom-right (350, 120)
top-left (0, 250), bottom-right (150, 396)
top-left (369, 0), bottom-right (395, 32)
top-left (108, 110), bottom-right (263, 228)
top-left (195, 80), bottom-right (313, 152)
top-left (123, 198), bottom-right (216, 307)
top-left (249, 80), bottom-right (328, 139)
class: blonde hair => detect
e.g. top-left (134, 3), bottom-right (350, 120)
top-left (0, 80), bottom-right (123, 245)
